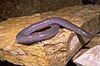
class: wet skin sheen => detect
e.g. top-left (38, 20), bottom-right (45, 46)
top-left (16, 17), bottom-right (93, 45)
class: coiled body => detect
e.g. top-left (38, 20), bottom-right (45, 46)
top-left (16, 17), bottom-right (92, 44)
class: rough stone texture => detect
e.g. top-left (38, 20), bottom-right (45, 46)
top-left (0, 0), bottom-right (82, 22)
top-left (0, 5), bottom-right (100, 66)
top-left (74, 45), bottom-right (100, 66)
top-left (73, 33), bottom-right (100, 66)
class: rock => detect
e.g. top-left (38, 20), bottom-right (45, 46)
top-left (73, 33), bottom-right (100, 66)
top-left (74, 45), bottom-right (100, 66)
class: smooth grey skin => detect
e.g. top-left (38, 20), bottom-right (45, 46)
top-left (16, 17), bottom-right (93, 44)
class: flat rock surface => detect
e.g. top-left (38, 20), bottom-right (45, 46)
top-left (73, 33), bottom-right (100, 66)
top-left (0, 5), bottom-right (100, 66)
top-left (74, 34), bottom-right (100, 66)
top-left (74, 45), bottom-right (100, 66)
